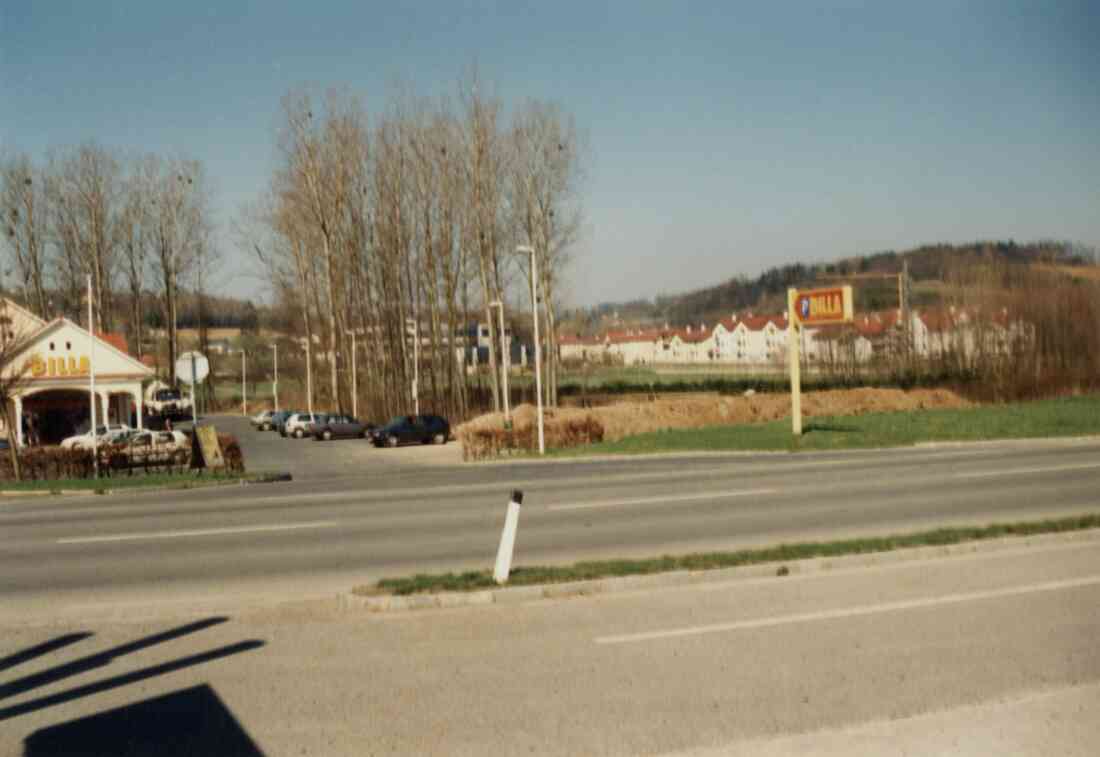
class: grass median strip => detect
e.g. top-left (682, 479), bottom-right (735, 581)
top-left (548, 394), bottom-right (1100, 456)
top-left (362, 513), bottom-right (1100, 596)
top-left (0, 470), bottom-right (289, 495)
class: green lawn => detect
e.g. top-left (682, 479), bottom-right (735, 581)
top-left (555, 395), bottom-right (1100, 456)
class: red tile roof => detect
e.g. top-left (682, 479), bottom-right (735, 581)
top-left (96, 332), bottom-right (130, 355)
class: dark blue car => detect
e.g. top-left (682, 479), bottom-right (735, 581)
top-left (370, 415), bottom-right (450, 447)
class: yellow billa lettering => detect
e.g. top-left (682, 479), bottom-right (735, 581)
top-left (68, 356), bottom-right (77, 374)
top-left (79, 356), bottom-right (90, 374)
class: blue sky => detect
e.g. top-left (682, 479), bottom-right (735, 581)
top-left (2, 1), bottom-right (1098, 306)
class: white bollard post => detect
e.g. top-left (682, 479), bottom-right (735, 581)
top-left (493, 490), bottom-right (524, 584)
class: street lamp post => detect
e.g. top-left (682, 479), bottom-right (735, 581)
top-left (240, 349), bottom-right (247, 416)
top-left (406, 318), bottom-right (419, 415)
top-left (517, 245), bottom-right (544, 454)
top-left (306, 336), bottom-right (313, 417)
top-left (351, 331), bottom-right (358, 419)
top-left (272, 342), bottom-right (279, 412)
top-left (489, 300), bottom-right (510, 424)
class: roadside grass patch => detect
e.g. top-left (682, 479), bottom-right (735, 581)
top-left (0, 470), bottom-right (285, 494)
top-left (365, 513), bottom-right (1100, 596)
top-left (552, 394), bottom-right (1100, 456)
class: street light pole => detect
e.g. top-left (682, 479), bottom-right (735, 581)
top-left (273, 342), bottom-right (279, 412)
top-left (306, 337), bottom-right (313, 417)
top-left (406, 318), bottom-right (419, 415)
top-left (517, 245), bottom-right (544, 454)
top-left (351, 331), bottom-right (358, 419)
top-left (240, 349), bottom-right (247, 416)
top-left (87, 274), bottom-right (98, 478)
top-left (489, 300), bottom-right (510, 424)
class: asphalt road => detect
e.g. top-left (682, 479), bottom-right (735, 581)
top-left (1, 534), bottom-right (1097, 755)
top-left (2, 422), bottom-right (1100, 621)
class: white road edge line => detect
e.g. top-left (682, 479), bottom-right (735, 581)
top-left (595, 575), bottom-right (1100, 644)
top-left (56, 520), bottom-right (340, 544)
top-left (953, 462), bottom-right (1100, 480)
top-left (549, 489), bottom-right (778, 512)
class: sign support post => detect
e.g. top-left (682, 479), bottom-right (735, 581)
top-left (787, 285), bottom-right (854, 439)
top-left (787, 288), bottom-right (802, 436)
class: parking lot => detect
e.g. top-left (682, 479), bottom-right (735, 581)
top-left (184, 414), bottom-right (465, 481)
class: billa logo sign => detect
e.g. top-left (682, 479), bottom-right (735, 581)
top-left (792, 286), bottom-right (853, 326)
top-left (26, 354), bottom-right (91, 378)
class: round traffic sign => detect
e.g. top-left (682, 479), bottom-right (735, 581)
top-left (175, 351), bottom-right (210, 384)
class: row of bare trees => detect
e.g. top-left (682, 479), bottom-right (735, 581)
top-left (242, 78), bottom-right (583, 422)
top-left (1, 146), bottom-right (215, 382)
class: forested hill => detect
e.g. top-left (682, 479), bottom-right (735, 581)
top-left (587, 240), bottom-right (1096, 328)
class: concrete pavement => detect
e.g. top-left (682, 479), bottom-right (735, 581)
top-left (1, 533), bottom-right (1097, 755)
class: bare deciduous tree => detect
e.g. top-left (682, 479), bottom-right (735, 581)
top-left (1, 155), bottom-right (50, 317)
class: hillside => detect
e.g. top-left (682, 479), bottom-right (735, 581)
top-left (585, 240), bottom-right (1097, 330)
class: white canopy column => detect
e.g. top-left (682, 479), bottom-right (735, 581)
top-left (133, 384), bottom-right (144, 430)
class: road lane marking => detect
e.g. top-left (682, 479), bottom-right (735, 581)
top-left (594, 575), bottom-right (1100, 644)
top-left (56, 521), bottom-right (340, 544)
top-left (548, 489), bottom-right (778, 512)
top-left (953, 462), bottom-right (1100, 480)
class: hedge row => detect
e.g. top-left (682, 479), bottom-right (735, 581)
top-left (0, 432), bottom-right (245, 482)
top-left (558, 370), bottom-right (977, 399)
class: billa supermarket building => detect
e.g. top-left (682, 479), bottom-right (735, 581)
top-left (0, 298), bottom-right (153, 446)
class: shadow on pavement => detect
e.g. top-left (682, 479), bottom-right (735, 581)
top-left (1, 618), bottom-right (228, 702)
top-left (22, 684), bottom-right (265, 757)
top-left (0, 634), bottom-right (95, 674)
top-left (0, 639), bottom-right (264, 722)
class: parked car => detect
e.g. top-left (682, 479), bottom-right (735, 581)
top-left (370, 415), bottom-right (450, 447)
top-left (273, 410), bottom-right (303, 436)
top-left (60, 424), bottom-right (132, 450)
top-left (118, 430), bottom-right (190, 465)
top-left (250, 409), bottom-right (276, 430)
top-left (268, 410), bottom-right (291, 433)
top-left (312, 415), bottom-right (376, 441)
top-left (284, 412), bottom-right (326, 439)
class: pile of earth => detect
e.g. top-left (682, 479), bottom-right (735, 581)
top-left (455, 387), bottom-right (968, 458)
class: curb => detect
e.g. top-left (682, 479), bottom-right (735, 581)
top-left (0, 471), bottom-right (293, 499)
top-left (342, 527), bottom-right (1100, 614)
top-left (463, 432), bottom-right (1100, 465)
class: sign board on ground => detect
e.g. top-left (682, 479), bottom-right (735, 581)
top-left (192, 424), bottom-right (225, 470)
top-left (787, 286), bottom-right (855, 436)
top-left (792, 286), bottom-right (854, 326)
top-left (175, 352), bottom-right (210, 385)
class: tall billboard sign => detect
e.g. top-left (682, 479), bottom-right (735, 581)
top-left (788, 286), bottom-right (854, 435)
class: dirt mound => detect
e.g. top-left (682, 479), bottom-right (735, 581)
top-left (456, 388), bottom-right (969, 459)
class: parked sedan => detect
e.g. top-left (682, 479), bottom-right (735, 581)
top-left (370, 415), bottom-right (450, 447)
top-left (284, 412), bottom-right (326, 439)
top-left (60, 424), bottom-right (132, 450)
top-left (273, 410), bottom-right (303, 436)
top-left (312, 415), bottom-right (376, 441)
top-left (250, 409), bottom-right (276, 430)
top-left (119, 430), bottom-right (190, 465)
